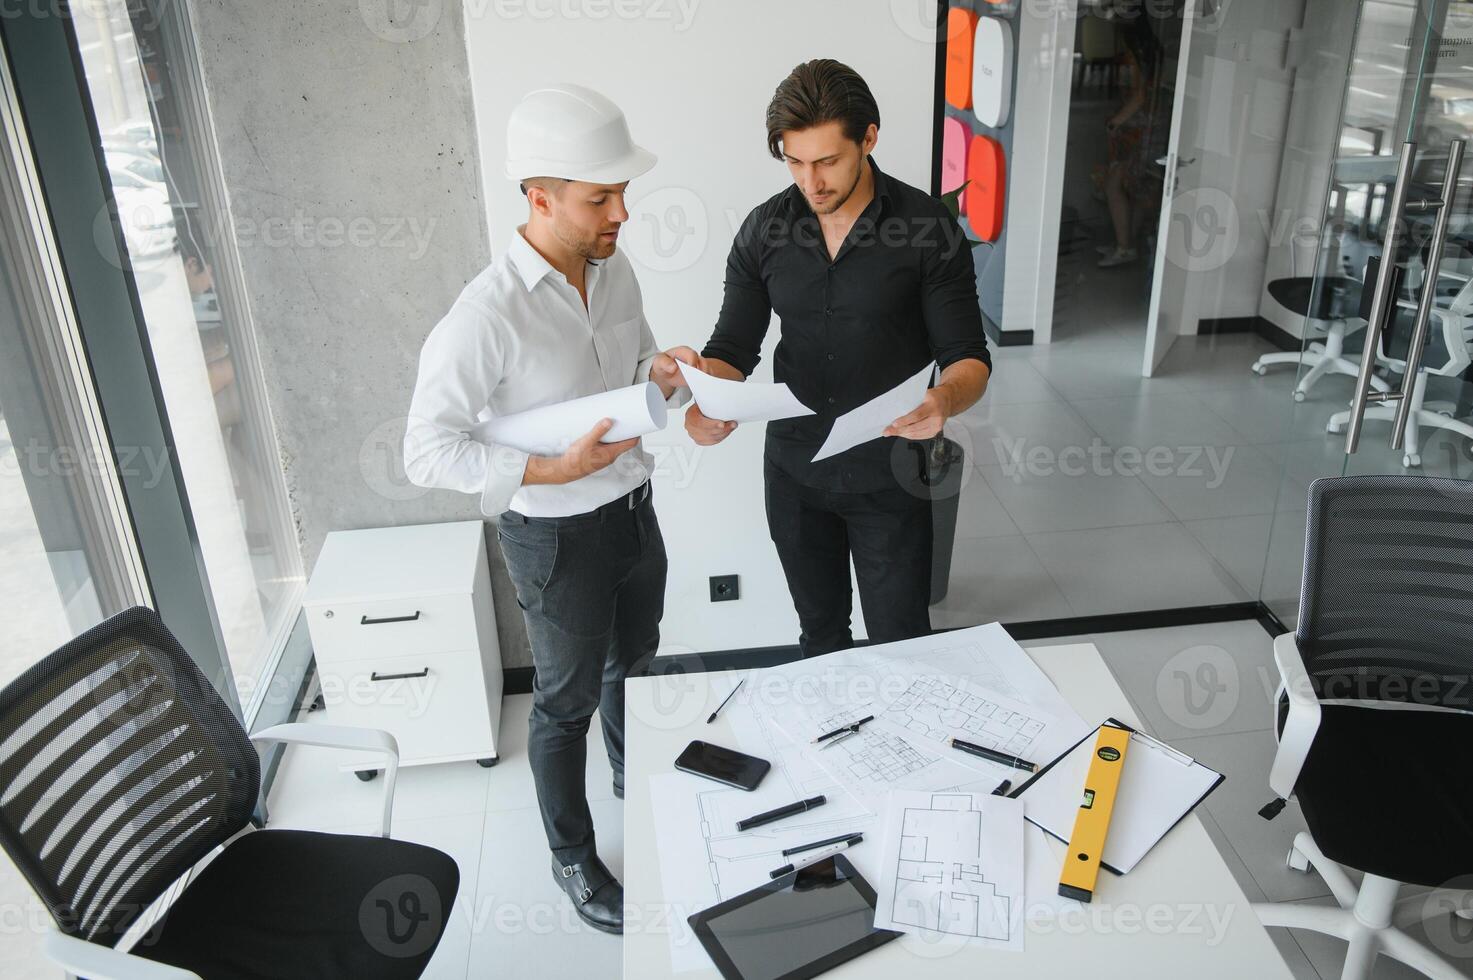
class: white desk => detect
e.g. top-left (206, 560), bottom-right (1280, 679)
top-left (623, 642), bottom-right (1294, 979)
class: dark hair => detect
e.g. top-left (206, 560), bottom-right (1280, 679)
top-left (765, 59), bottom-right (880, 161)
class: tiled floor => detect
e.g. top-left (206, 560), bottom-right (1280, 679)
top-left (260, 619), bottom-right (1473, 979)
top-left (935, 268), bottom-right (1341, 626)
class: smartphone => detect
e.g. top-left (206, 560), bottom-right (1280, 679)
top-left (674, 739), bottom-right (770, 791)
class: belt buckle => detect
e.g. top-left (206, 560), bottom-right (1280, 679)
top-left (628, 482), bottom-right (646, 510)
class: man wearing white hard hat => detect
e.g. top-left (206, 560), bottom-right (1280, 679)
top-left (404, 83), bottom-right (695, 934)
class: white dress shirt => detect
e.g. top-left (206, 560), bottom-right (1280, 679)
top-left (404, 229), bottom-right (687, 518)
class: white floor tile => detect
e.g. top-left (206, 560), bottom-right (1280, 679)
top-left (978, 461), bottom-right (1174, 534)
top-left (950, 468), bottom-right (1023, 539)
top-left (1025, 523), bottom-right (1249, 616)
top-left (1136, 444), bottom-right (1299, 522)
top-left (931, 535), bottom-right (1074, 624)
top-left (1084, 620), bottom-right (1282, 742)
top-left (466, 802), bottom-right (624, 979)
top-left (1069, 392), bottom-right (1248, 449)
top-left (976, 356), bottom-right (1064, 405)
top-left (954, 399), bottom-right (1107, 469)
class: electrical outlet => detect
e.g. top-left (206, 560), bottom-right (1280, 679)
top-left (709, 574), bottom-right (739, 602)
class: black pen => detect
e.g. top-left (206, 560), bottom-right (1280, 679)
top-left (781, 831), bottom-right (864, 857)
top-left (948, 737), bottom-right (1037, 773)
top-left (813, 715), bottom-right (874, 744)
top-left (991, 779), bottom-right (1012, 796)
top-left (707, 678), bottom-right (744, 724)
top-left (736, 794), bottom-right (827, 831)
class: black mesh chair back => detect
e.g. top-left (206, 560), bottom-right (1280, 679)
top-left (0, 606), bottom-right (259, 947)
top-left (1297, 475), bottom-right (1473, 710)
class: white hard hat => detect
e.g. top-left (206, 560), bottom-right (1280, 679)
top-left (504, 84), bottom-right (656, 185)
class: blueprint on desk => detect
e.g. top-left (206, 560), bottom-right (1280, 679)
top-left (873, 790), bottom-right (1026, 951)
top-left (648, 625), bottom-right (1090, 970)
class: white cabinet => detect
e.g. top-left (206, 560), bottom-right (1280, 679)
top-left (304, 521), bottom-right (502, 775)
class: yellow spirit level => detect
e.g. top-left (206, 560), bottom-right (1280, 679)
top-left (1058, 723), bottom-right (1132, 903)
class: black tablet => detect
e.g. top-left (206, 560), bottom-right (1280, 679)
top-left (687, 854), bottom-right (900, 980)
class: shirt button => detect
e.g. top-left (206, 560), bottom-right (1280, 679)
top-left (826, 353), bottom-right (836, 361)
top-left (824, 308), bottom-right (833, 316)
top-left (828, 397), bottom-right (837, 405)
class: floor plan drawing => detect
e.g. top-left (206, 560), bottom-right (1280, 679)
top-left (881, 675), bottom-right (1049, 758)
top-left (874, 790), bottom-right (1026, 950)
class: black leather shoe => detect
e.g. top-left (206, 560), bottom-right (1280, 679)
top-left (613, 773), bottom-right (624, 800)
top-left (551, 855), bottom-right (623, 934)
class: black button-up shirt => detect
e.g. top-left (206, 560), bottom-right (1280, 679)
top-left (702, 157), bottom-right (990, 492)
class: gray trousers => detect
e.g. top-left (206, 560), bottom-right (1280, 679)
top-left (496, 485), bottom-right (665, 864)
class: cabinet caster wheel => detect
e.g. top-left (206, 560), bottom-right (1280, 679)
top-left (1292, 389), bottom-right (1307, 403)
top-left (1403, 454), bottom-right (1421, 468)
top-left (1327, 421), bottom-right (1346, 435)
top-left (1287, 846), bottom-right (1311, 873)
top-left (355, 769), bottom-right (380, 782)
top-left (1251, 364), bottom-right (1268, 376)
top-left (476, 757), bottom-right (499, 768)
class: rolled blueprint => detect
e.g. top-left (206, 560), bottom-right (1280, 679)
top-left (469, 382), bottom-right (667, 455)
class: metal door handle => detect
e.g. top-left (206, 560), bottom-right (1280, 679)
top-left (1391, 138), bottom-right (1466, 450)
top-left (1346, 141), bottom-right (1419, 454)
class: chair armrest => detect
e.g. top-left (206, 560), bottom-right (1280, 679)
top-left (44, 929), bottom-right (202, 980)
top-left (1268, 632), bottom-right (1322, 799)
top-left (250, 723), bottom-right (399, 838)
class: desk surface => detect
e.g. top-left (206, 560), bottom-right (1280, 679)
top-left (623, 642), bottom-right (1294, 978)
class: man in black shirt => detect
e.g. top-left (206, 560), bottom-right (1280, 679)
top-left (688, 59), bottom-right (992, 657)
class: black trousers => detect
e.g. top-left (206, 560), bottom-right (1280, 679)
top-left (764, 459), bottom-right (933, 658)
top-left (496, 486), bottom-right (665, 864)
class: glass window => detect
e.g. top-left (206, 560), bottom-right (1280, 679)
top-left (0, 42), bottom-right (146, 974)
top-left (71, 0), bottom-right (304, 700)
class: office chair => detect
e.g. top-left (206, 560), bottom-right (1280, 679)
top-left (1327, 267), bottom-right (1473, 467)
top-left (1251, 262), bottom-right (1392, 402)
top-left (0, 606), bottom-right (459, 980)
top-left (1255, 476), bottom-right (1473, 980)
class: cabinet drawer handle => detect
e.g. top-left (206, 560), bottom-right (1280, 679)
top-left (370, 668), bottom-right (430, 682)
top-left (360, 611), bottom-right (421, 625)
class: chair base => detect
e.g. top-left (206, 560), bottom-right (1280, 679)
top-left (1326, 372), bottom-right (1473, 468)
top-left (1253, 832), bottom-right (1467, 980)
top-left (1251, 322), bottom-right (1392, 401)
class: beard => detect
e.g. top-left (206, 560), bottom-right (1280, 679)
top-left (806, 164), bottom-right (864, 215)
top-left (555, 218), bottom-right (618, 260)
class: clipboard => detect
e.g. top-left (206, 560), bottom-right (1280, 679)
top-left (1009, 718), bottom-right (1225, 876)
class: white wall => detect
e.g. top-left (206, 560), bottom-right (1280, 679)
top-left (464, 1), bottom-right (939, 653)
top-left (1001, 0), bottom-right (1078, 344)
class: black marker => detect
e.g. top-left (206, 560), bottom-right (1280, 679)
top-left (991, 779), bottom-right (1012, 796)
top-left (736, 794), bottom-right (826, 831)
top-left (781, 831), bottom-right (864, 857)
top-left (949, 737), bottom-right (1037, 773)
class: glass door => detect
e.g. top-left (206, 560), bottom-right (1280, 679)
top-left (1263, 0), bottom-right (1473, 625)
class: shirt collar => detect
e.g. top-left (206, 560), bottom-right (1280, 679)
top-left (506, 227), bottom-right (602, 293)
top-left (782, 155), bottom-right (894, 217)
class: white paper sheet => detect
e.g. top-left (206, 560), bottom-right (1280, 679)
top-left (873, 790), bottom-right (1025, 950)
top-left (468, 382), bottom-right (665, 455)
top-left (751, 626), bottom-right (1091, 816)
top-left (676, 361), bottom-right (814, 423)
top-left (1014, 727), bottom-right (1223, 874)
top-left (648, 771), bottom-right (877, 973)
top-left (811, 361), bottom-right (935, 462)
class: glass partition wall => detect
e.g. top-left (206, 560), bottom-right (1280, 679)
top-left (1261, 0), bottom-right (1473, 625)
